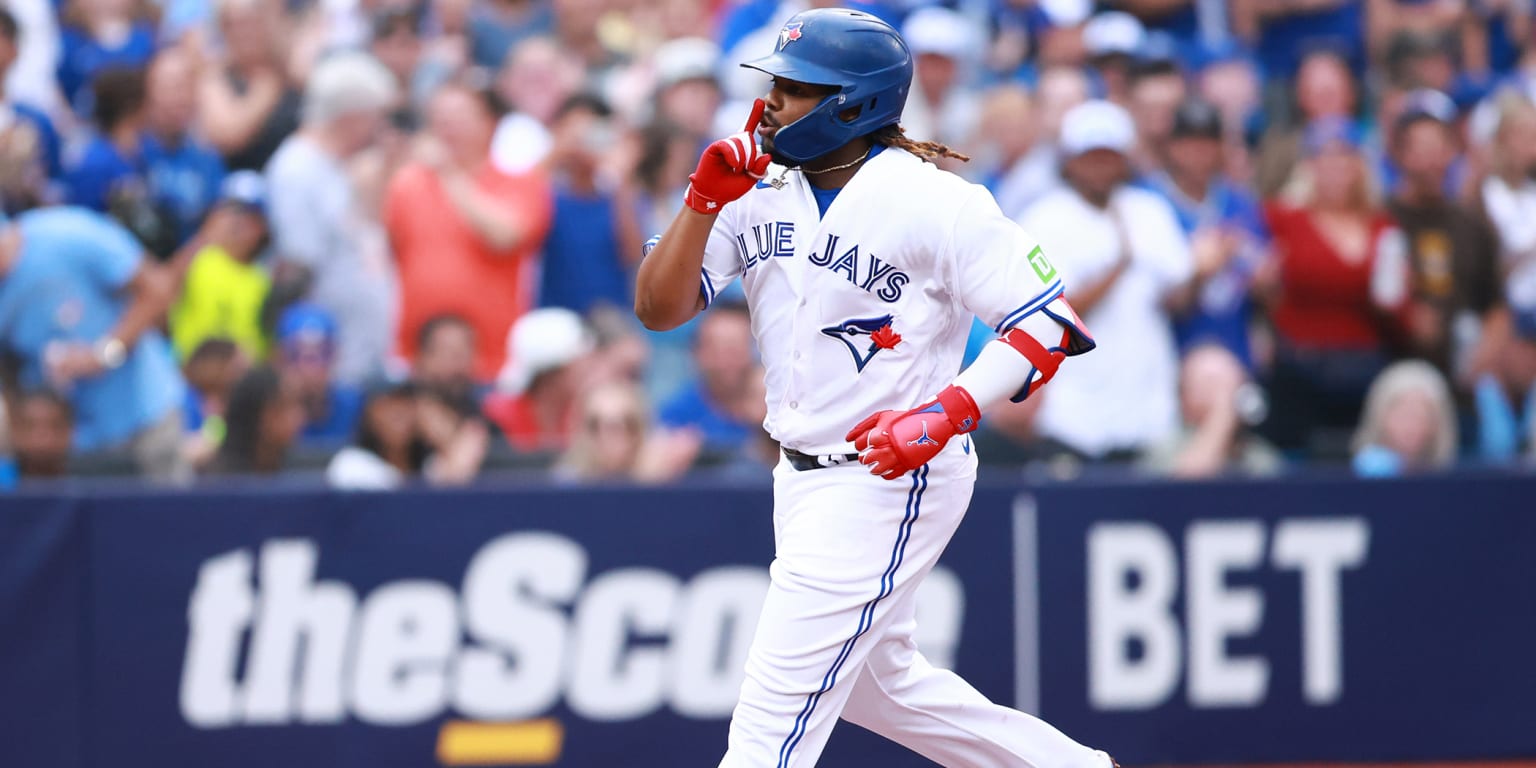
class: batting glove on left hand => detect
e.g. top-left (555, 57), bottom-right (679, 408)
top-left (845, 385), bottom-right (981, 480)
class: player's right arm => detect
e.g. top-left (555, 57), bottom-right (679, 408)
top-left (635, 209), bottom-right (718, 331)
top-left (635, 100), bottom-right (770, 332)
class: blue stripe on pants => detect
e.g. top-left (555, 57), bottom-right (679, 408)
top-left (776, 464), bottom-right (930, 768)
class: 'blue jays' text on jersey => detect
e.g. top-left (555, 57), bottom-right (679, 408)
top-left (699, 147), bottom-right (1065, 454)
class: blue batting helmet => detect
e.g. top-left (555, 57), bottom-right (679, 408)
top-left (741, 8), bottom-right (912, 165)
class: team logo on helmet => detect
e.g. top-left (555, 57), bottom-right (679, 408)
top-left (821, 315), bottom-right (902, 372)
top-left (777, 21), bottom-right (804, 51)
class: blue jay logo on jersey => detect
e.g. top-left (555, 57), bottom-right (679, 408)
top-left (821, 315), bottom-right (900, 372)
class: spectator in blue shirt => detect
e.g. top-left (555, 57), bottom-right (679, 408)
top-left (272, 302), bottom-right (364, 444)
top-left (1145, 98), bottom-right (1271, 368)
top-left (55, 0), bottom-right (157, 119)
top-left (142, 48), bottom-right (225, 246)
top-left (539, 94), bottom-right (637, 316)
top-left (0, 207), bottom-right (187, 479)
top-left (658, 300), bottom-right (759, 457)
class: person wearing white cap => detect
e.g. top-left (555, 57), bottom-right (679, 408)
top-left (898, 5), bottom-right (982, 147)
top-left (1081, 11), bottom-right (1145, 105)
top-left (654, 37), bottom-right (724, 139)
top-left (265, 51), bottom-right (401, 387)
top-left (482, 307), bottom-right (597, 452)
top-left (1018, 99), bottom-right (1194, 463)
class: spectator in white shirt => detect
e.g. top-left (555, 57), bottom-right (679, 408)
top-left (1019, 100), bottom-right (1195, 463)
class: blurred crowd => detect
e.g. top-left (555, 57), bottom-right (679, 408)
top-left (0, 0), bottom-right (1534, 489)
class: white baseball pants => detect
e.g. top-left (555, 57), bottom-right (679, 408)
top-left (718, 442), bottom-right (1111, 768)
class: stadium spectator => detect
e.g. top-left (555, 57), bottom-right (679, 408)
top-left (327, 376), bottom-right (425, 489)
top-left (170, 170), bottom-right (272, 362)
top-left (200, 0), bottom-right (303, 172)
top-left (1146, 98), bottom-right (1271, 368)
top-left (1351, 359), bottom-right (1459, 475)
top-left (1020, 100), bottom-right (1194, 462)
top-left (553, 379), bottom-right (700, 484)
top-left (0, 8), bottom-right (62, 210)
top-left (469, 0), bottom-right (555, 70)
top-left (415, 381), bottom-right (490, 483)
top-left (412, 314), bottom-right (480, 400)
top-left (1082, 12), bottom-right (1146, 105)
top-left (385, 81), bottom-right (553, 382)
top-left (272, 303), bottom-right (363, 443)
top-left (8, 389), bottom-right (73, 479)
top-left (972, 85), bottom-right (1037, 207)
top-left (484, 307), bottom-right (593, 453)
top-left (658, 300), bottom-right (758, 457)
top-left (1127, 55), bottom-right (1187, 174)
top-left (538, 94), bottom-right (639, 316)
top-left (1233, 0), bottom-right (1367, 83)
top-left (1385, 89), bottom-right (1503, 383)
top-left (1255, 49), bottom-right (1360, 196)
top-left (1141, 343), bottom-right (1284, 478)
top-left (266, 51), bottom-right (400, 386)
top-left (490, 36), bottom-right (582, 174)
top-left (1464, 0), bottom-right (1531, 77)
top-left (327, 371), bottom-right (489, 490)
top-left (0, 207), bottom-right (186, 479)
top-left (900, 6), bottom-right (981, 148)
top-left (1382, 30), bottom-right (1460, 94)
top-left (64, 67), bottom-right (148, 213)
top-left (1259, 117), bottom-right (1409, 456)
top-left (992, 65), bottom-right (1088, 219)
top-left (211, 363), bottom-right (305, 474)
top-left (1479, 93), bottom-right (1536, 347)
top-left (651, 36), bottom-right (723, 141)
top-left (55, 0), bottom-right (157, 119)
top-left (179, 337), bottom-right (248, 470)
top-left (369, 7), bottom-right (427, 126)
top-left (143, 47), bottom-right (225, 246)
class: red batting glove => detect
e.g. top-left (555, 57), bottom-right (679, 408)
top-left (845, 385), bottom-right (982, 480)
top-left (683, 99), bottom-right (772, 215)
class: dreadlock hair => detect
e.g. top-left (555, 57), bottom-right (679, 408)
top-left (869, 124), bottom-right (970, 164)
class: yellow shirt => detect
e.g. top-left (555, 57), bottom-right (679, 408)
top-left (171, 244), bottom-right (271, 360)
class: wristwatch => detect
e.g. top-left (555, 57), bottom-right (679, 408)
top-left (95, 336), bottom-right (127, 370)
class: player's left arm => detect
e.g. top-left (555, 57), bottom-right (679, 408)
top-left (847, 189), bottom-right (1095, 479)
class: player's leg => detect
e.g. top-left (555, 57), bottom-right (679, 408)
top-left (841, 601), bottom-right (1111, 768)
top-left (719, 457), bottom-right (970, 768)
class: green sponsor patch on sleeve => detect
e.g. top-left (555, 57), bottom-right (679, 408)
top-left (1027, 245), bottom-right (1057, 283)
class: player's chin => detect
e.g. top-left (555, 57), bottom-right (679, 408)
top-left (761, 135), bottom-right (800, 168)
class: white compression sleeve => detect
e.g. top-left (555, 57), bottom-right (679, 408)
top-left (952, 298), bottom-right (1076, 409)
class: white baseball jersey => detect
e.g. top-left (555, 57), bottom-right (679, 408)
top-left (699, 146), bottom-right (1068, 454)
top-left (688, 145), bottom-right (1111, 768)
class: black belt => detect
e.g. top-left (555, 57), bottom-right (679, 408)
top-left (782, 447), bottom-right (861, 471)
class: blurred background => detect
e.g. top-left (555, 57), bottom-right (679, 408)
top-left (0, 0), bottom-right (1533, 485)
top-left (0, 0), bottom-right (1533, 765)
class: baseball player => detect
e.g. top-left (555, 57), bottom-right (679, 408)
top-left (635, 9), bottom-right (1113, 768)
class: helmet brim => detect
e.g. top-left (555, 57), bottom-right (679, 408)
top-left (740, 54), bottom-right (847, 91)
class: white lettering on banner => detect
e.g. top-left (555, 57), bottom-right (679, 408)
top-left (1088, 523), bottom-right (1181, 709)
top-left (1271, 519), bottom-right (1370, 705)
top-left (1087, 518), bottom-right (1370, 711)
top-left (178, 533), bottom-right (965, 728)
top-left (1187, 521), bottom-right (1268, 707)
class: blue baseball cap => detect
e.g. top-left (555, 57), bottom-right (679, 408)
top-left (218, 170), bottom-right (268, 218)
top-left (277, 302), bottom-right (337, 355)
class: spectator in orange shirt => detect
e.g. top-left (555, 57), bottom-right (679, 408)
top-left (384, 81), bottom-right (553, 383)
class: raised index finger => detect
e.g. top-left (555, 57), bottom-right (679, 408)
top-left (743, 98), bottom-right (766, 133)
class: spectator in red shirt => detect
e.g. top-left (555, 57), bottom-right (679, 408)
top-left (384, 81), bottom-right (553, 382)
top-left (1258, 117), bottom-right (1411, 457)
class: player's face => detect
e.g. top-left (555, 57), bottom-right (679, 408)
top-left (759, 77), bottom-right (839, 164)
